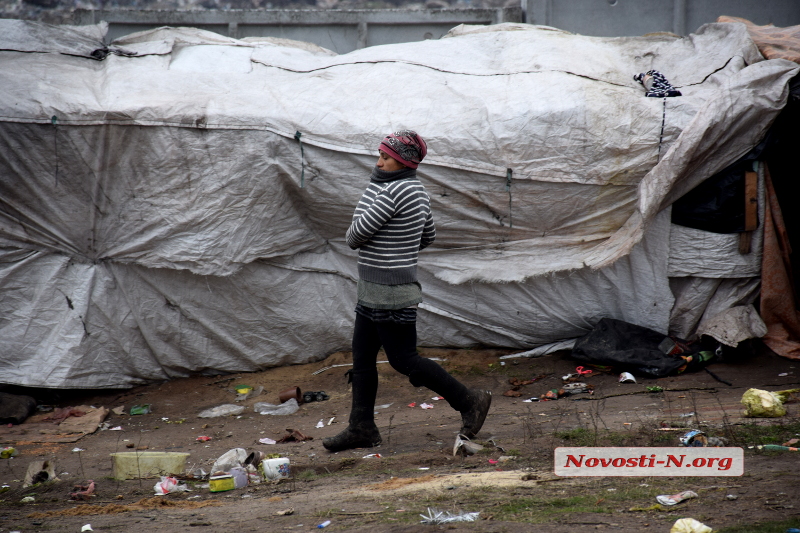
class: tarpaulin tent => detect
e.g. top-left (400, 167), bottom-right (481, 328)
top-left (1, 18), bottom-right (798, 388)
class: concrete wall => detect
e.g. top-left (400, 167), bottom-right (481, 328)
top-left (73, 7), bottom-right (522, 52)
top-left (525, 0), bottom-right (800, 37)
top-left (74, 1), bottom-right (800, 53)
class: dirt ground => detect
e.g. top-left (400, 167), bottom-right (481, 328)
top-left (1, 345), bottom-right (800, 532)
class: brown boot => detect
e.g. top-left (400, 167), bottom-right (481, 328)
top-left (322, 422), bottom-right (381, 452)
top-left (460, 389), bottom-right (492, 438)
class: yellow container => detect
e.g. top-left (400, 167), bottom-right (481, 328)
top-left (110, 451), bottom-right (190, 480)
top-left (209, 474), bottom-right (235, 492)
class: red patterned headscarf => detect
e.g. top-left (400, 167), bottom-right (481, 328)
top-left (379, 130), bottom-right (427, 169)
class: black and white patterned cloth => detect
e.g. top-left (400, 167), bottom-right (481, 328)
top-left (634, 70), bottom-right (682, 97)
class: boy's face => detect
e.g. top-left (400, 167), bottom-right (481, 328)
top-left (377, 150), bottom-right (405, 172)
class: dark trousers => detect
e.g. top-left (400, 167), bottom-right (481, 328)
top-left (349, 312), bottom-right (469, 424)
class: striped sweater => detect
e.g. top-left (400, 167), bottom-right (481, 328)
top-left (346, 168), bottom-right (436, 285)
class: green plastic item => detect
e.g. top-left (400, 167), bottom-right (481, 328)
top-left (130, 404), bottom-right (152, 415)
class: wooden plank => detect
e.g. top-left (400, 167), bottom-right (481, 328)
top-left (744, 170), bottom-right (758, 231)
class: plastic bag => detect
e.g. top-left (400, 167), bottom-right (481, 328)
top-left (153, 476), bottom-right (189, 495)
top-left (210, 448), bottom-right (248, 474)
top-left (741, 388), bottom-right (786, 417)
top-left (198, 404), bottom-right (245, 418)
top-left (670, 518), bottom-right (712, 533)
top-left (254, 398), bottom-right (299, 416)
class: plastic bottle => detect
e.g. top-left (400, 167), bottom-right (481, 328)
top-left (317, 520), bottom-right (331, 528)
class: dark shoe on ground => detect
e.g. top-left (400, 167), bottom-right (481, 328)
top-left (322, 423), bottom-right (382, 452)
top-left (460, 388), bottom-right (492, 438)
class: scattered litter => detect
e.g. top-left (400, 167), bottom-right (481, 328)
top-left (363, 454), bottom-right (382, 459)
top-left (153, 476), bottom-right (189, 495)
top-left (420, 508), bottom-right (479, 524)
top-left (70, 480), bottom-right (96, 500)
top-left (751, 444), bottom-right (799, 451)
top-left (575, 366), bottom-right (593, 376)
top-left (198, 404), bottom-right (245, 418)
top-left (1, 447), bottom-right (18, 459)
top-left (670, 518), bottom-right (712, 533)
top-left (72, 447), bottom-right (85, 453)
top-left (741, 388), bottom-right (800, 418)
top-left (522, 398), bottom-right (539, 403)
top-left (316, 419), bottom-right (324, 428)
top-left (488, 459), bottom-right (498, 465)
top-left (211, 448), bottom-right (247, 474)
top-left (778, 372), bottom-right (789, 377)
top-left (303, 391), bottom-right (330, 403)
top-left (418, 467), bottom-right (430, 470)
top-left (726, 494), bottom-right (738, 500)
top-left (679, 412), bottom-right (696, 418)
top-left (679, 430), bottom-right (707, 447)
top-left (197, 436), bottom-right (211, 442)
top-left (209, 474), bottom-right (235, 492)
top-left (111, 406), bottom-right (125, 415)
top-left (453, 434), bottom-right (484, 456)
top-left (129, 404), bottom-right (151, 415)
top-left (562, 382), bottom-right (591, 395)
top-left (235, 386), bottom-right (263, 402)
top-left (276, 428), bottom-right (313, 443)
top-left (784, 438), bottom-right (799, 446)
top-left (317, 520), bottom-right (331, 529)
top-left (619, 372), bottom-right (636, 383)
top-left (110, 426), bottom-right (123, 431)
top-left (261, 457), bottom-right (291, 481)
top-left (407, 402), bottom-right (416, 408)
top-left (497, 456), bottom-right (514, 462)
top-left (431, 396), bottom-right (444, 400)
top-left (254, 399), bottom-right (300, 416)
top-left (420, 403), bottom-right (434, 410)
top-left (375, 404), bottom-right (392, 409)
top-left (259, 437), bottom-right (277, 445)
top-left (328, 417), bottom-right (336, 425)
top-left (275, 508), bottom-right (294, 516)
top-left (647, 386), bottom-right (664, 393)
top-left (21, 496), bottom-right (35, 503)
top-left (230, 466), bottom-right (248, 488)
top-left (81, 525), bottom-right (93, 532)
top-left (657, 490), bottom-right (698, 506)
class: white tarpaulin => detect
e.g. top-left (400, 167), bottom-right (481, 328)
top-left (0, 19), bottom-right (797, 387)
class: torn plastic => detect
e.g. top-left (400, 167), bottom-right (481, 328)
top-left (254, 398), bottom-right (300, 416)
top-left (210, 448), bottom-right (247, 474)
top-left (657, 490), bottom-right (698, 506)
top-left (670, 518), bottom-right (712, 533)
top-left (420, 508), bottom-right (480, 524)
top-left (453, 434), bottom-right (484, 456)
top-left (153, 476), bottom-right (189, 495)
top-left (198, 404), bottom-right (245, 418)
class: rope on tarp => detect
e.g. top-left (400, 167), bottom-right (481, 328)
top-left (506, 167), bottom-right (513, 229)
top-left (294, 130), bottom-right (305, 188)
top-left (52, 115), bottom-right (59, 185)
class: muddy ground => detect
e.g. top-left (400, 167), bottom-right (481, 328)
top-left (1, 345), bottom-right (799, 532)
